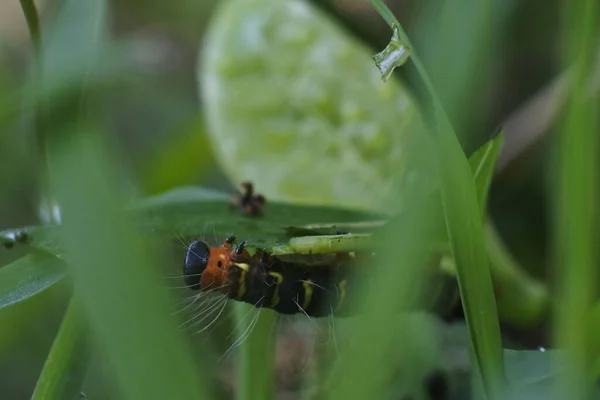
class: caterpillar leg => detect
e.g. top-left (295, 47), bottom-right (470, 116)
top-left (223, 236), bottom-right (236, 249)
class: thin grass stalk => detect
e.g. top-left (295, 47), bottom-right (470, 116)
top-left (49, 127), bottom-right (210, 399)
top-left (31, 297), bottom-right (90, 400)
top-left (18, 0), bottom-right (57, 225)
top-left (235, 304), bottom-right (277, 400)
top-left (366, 1), bottom-right (505, 398)
top-left (19, 0), bottom-right (42, 50)
top-left (552, 0), bottom-right (599, 398)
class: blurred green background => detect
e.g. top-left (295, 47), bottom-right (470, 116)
top-left (0, 0), bottom-right (585, 398)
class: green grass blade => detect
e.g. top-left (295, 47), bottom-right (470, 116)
top-left (48, 130), bottom-right (210, 399)
top-left (552, 0), bottom-right (599, 397)
top-left (469, 132), bottom-right (504, 217)
top-left (435, 122), bottom-right (504, 398)
top-left (0, 252), bottom-right (67, 311)
top-left (18, 0), bottom-right (42, 49)
top-left (235, 304), bottom-right (277, 400)
top-left (325, 204), bottom-right (442, 399)
top-left (366, 1), bottom-right (505, 398)
top-left (31, 297), bottom-right (90, 400)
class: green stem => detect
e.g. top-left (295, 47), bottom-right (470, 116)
top-left (485, 223), bottom-right (549, 328)
top-left (31, 296), bottom-right (90, 400)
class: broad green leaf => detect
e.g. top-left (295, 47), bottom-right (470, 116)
top-left (0, 186), bottom-right (382, 258)
top-left (199, 0), bottom-right (435, 213)
top-left (469, 130), bottom-right (504, 217)
top-left (0, 251), bottom-right (68, 310)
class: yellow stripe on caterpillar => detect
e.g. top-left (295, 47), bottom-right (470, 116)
top-left (268, 272), bottom-right (283, 308)
top-left (302, 280), bottom-right (314, 309)
top-left (336, 280), bottom-right (348, 312)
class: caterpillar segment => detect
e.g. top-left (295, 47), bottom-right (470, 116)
top-left (183, 236), bottom-right (460, 319)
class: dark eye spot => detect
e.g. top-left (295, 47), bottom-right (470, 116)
top-left (183, 241), bottom-right (210, 290)
top-left (217, 261), bottom-right (223, 268)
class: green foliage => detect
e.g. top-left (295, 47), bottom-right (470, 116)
top-left (3, 0), bottom-right (598, 398)
top-left (366, 2), bottom-right (505, 398)
top-left (469, 132), bottom-right (504, 218)
top-left (552, 0), bottom-right (599, 397)
top-left (31, 299), bottom-right (89, 400)
top-left (0, 252), bottom-right (67, 311)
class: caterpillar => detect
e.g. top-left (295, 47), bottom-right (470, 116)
top-left (183, 235), bottom-right (461, 319)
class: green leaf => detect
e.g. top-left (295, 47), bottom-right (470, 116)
top-left (469, 131), bottom-right (504, 217)
top-left (0, 186), bottom-right (381, 258)
top-left (267, 233), bottom-right (373, 255)
top-left (0, 251), bottom-right (68, 311)
top-left (504, 349), bottom-right (562, 390)
top-left (31, 297), bottom-right (90, 400)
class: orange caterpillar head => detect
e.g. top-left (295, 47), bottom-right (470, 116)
top-left (183, 236), bottom-right (251, 291)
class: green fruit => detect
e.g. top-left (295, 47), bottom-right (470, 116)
top-left (199, 0), bottom-right (434, 213)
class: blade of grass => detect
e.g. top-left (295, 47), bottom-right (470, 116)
top-left (368, 1), bottom-right (505, 398)
top-left (325, 200), bottom-right (441, 400)
top-left (19, 0), bottom-right (41, 50)
top-left (552, 0), bottom-right (599, 398)
top-left (469, 131), bottom-right (504, 217)
top-left (0, 251), bottom-right (67, 311)
top-left (49, 126), bottom-right (210, 399)
top-left (31, 296), bottom-right (90, 400)
top-left (235, 304), bottom-right (277, 400)
top-left (41, 0), bottom-right (210, 388)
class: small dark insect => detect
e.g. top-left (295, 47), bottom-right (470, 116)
top-left (229, 181), bottom-right (266, 217)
